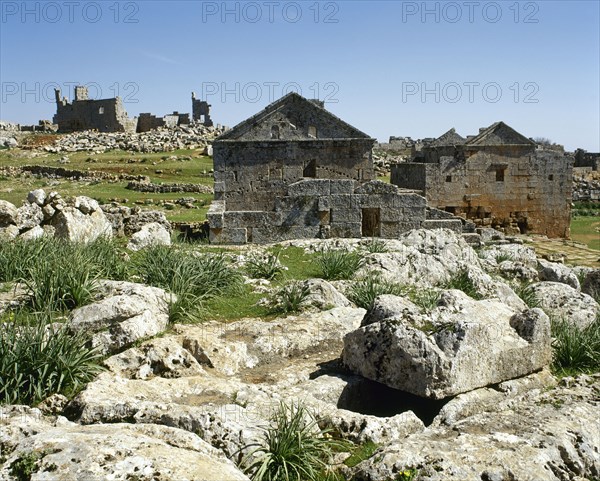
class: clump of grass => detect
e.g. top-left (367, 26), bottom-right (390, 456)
top-left (551, 317), bottom-right (600, 375)
top-left (245, 251), bottom-right (285, 280)
top-left (408, 288), bottom-right (441, 312)
top-left (269, 281), bottom-right (311, 314)
top-left (515, 282), bottom-right (540, 308)
top-left (361, 238), bottom-right (389, 254)
top-left (242, 402), bottom-right (348, 481)
top-left (494, 252), bottom-right (514, 264)
top-left (0, 237), bottom-right (48, 282)
top-left (22, 253), bottom-right (98, 312)
top-left (347, 273), bottom-right (406, 309)
top-left (316, 249), bottom-right (365, 281)
top-left (0, 311), bottom-right (103, 405)
top-left (133, 245), bottom-right (243, 322)
top-left (441, 269), bottom-right (483, 300)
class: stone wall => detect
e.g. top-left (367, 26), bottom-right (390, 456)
top-left (208, 179), bottom-right (464, 244)
top-left (575, 149), bottom-right (600, 170)
top-left (213, 139), bottom-right (374, 211)
top-left (391, 146), bottom-right (573, 238)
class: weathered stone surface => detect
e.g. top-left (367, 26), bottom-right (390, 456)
top-left (0, 406), bottom-right (250, 481)
top-left (531, 281), bottom-right (599, 329)
top-left (0, 199), bottom-right (18, 226)
top-left (538, 259), bottom-right (580, 289)
top-left (27, 188), bottom-right (47, 206)
top-left (52, 206), bottom-right (113, 243)
top-left (68, 280), bottom-right (171, 354)
top-left (343, 290), bottom-right (552, 399)
top-left (302, 278), bottom-right (352, 310)
top-left (0, 224), bottom-right (19, 240)
top-left (582, 269), bottom-right (600, 300)
top-left (18, 225), bottom-right (44, 240)
top-left (127, 221), bottom-right (172, 251)
top-left (15, 202), bottom-right (43, 230)
top-left (351, 375), bottom-right (600, 481)
top-left (74, 195), bottom-right (100, 214)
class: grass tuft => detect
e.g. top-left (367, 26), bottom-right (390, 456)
top-left (347, 273), bottom-right (406, 310)
top-left (0, 311), bottom-right (103, 405)
top-left (245, 251), bottom-right (285, 281)
top-left (551, 317), bottom-right (600, 375)
top-left (269, 281), bottom-right (311, 315)
top-left (441, 269), bottom-right (483, 300)
top-left (242, 402), bottom-right (348, 481)
top-left (316, 249), bottom-right (365, 281)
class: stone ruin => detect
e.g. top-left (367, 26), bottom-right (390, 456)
top-left (192, 92), bottom-right (213, 127)
top-left (52, 86), bottom-right (213, 134)
top-left (53, 86), bottom-right (137, 133)
top-left (207, 93), bottom-right (470, 244)
top-left (391, 123), bottom-right (574, 238)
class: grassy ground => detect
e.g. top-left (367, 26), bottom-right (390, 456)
top-left (570, 216), bottom-right (600, 250)
top-left (0, 147), bottom-right (213, 222)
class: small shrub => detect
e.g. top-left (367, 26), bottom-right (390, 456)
top-left (10, 451), bottom-right (44, 481)
top-left (441, 269), bottom-right (482, 300)
top-left (515, 282), bottom-right (540, 308)
top-left (242, 402), bottom-right (348, 481)
top-left (347, 274), bottom-right (405, 310)
top-left (246, 251), bottom-right (284, 280)
top-left (316, 249), bottom-right (365, 281)
top-left (0, 312), bottom-right (103, 405)
top-left (270, 281), bottom-right (311, 314)
top-left (551, 317), bottom-right (600, 374)
top-left (362, 238), bottom-right (389, 254)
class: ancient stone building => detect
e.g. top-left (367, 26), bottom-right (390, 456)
top-left (53, 86), bottom-right (137, 133)
top-left (192, 92), bottom-right (213, 126)
top-left (137, 111), bottom-right (190, 133)
top-left (208, 93), bottom-right (465, 244)
top-left (391, 122), bottom-right (573, 238)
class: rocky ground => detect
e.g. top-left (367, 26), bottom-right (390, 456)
top-left (1, 205), bottom-right (599, 480)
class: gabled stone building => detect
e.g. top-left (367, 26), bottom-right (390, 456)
top-left (208, 93), bottom-right (465, 244)
top-left (391, 122), bottom-right (573, 238)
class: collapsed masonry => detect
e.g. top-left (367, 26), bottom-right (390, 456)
top-left (207, 93), bottom-right (468, 244)
top-left (391, 123), bottom-right (574, 238)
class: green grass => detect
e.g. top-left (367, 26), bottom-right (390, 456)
top-left (0, 311), bottom-right (104, 405)
top-left (570, 216), bottom-right (600, 250)
top-left (245, 251), bottom-right (285, 280)
top-left (269, 281), bottom-right (311, 315)
top-left (316, 248), bottom-right (365, 281)
top-left (347, 273), bottom-right (406, 309)
top-left (241, 402), bottom-right (349, 481)
top-left (440, 269), bottom-right (483, 300)
top-left (343, 441), bottom-right (379, 468)
top-left (551, 317), bottom-right (600, 375)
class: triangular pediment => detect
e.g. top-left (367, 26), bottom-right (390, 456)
top-left (432, 128), bottom-right (466, 147)
top-left (465, 122), bottom-right (535, 147)
top-left (216, 92), bottom-right (372, 141)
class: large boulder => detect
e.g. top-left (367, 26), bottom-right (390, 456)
top-left (530, 281), bottom-right (599, 329)
top-left (537, 259), bottom-right (580, 289)
top-left (127, 222), bottom-right (172, 251)
top-left (581, 269), bottom-right (600, 300)
top-left (0, 406), bottom-right (250, 481)
top-left (343, 290), bottom-right (552, 399)
top-left (0, 199), bottom-right (17, 226)
top-left (52, 207), bottom-right (113, 243)
top-left (68, 280), bottom-right (171, 354)
top-left (301, 278), bottom-right (352, 310)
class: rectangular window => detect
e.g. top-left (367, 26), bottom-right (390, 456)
top-left (496, 168), bottom-right (505, 182)
top-left (445, 175), bottom-right (452, 182)
top-left (98, 107), bottom-right (104, 114)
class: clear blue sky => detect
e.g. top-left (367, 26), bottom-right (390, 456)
top-left (1, 0), bottom-right (599, 150)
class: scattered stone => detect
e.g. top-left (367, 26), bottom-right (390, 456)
top-left (127, 222), bottom-right (172, 251)
top-left (537, 258), bottom-right (580, 289)
top-left (0, 199), bottom-right (17, 226)
top-left (530, 281), bottom-right (599, 329)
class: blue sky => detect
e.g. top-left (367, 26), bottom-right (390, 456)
top-left (1, 0), bottom-right (599, 150)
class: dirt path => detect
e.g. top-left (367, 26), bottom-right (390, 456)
top-left (524, 235), bottom-right (600, 268)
